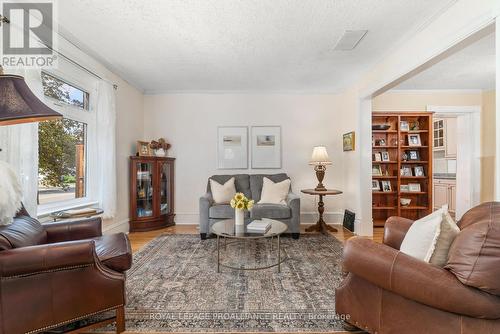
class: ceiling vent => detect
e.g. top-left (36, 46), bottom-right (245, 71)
top-left (333, 30), bottom-right (368, 51)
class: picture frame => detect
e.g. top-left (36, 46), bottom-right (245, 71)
top-left (414, 166), bottom-right (425, 177)
top-left (408, 183), bottom-right (422, 192)
top-left (137, 141), bottom-right (152, 156)
top-left (343, 131), bottom-right (355, 151)
top-left (217, 126), bottom-right (248, 169)
top-left (251, 126), bottom-right (281, 169)
top-left (381, 180), bottom-right (392, 192)
top-left (400, 166), bottom-right (412, 176)
top-left (400, 121), bottom-right (409, 131)
top-left (372, 164), bottom-right (382, 176)
top-left (381, 151), bottom-right (390, 162)
top-left (407, 134), bottom-right (422, 146)
top-left (372, 180), bottom-right (380, 191)
top-left (373, 152), bottom-right (382, 162)
top-left (400, 184), bottom-right (410, 192)
top-left (407, 150), bottom-right (420, 161)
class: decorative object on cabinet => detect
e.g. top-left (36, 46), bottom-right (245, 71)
top-left (343, 131), bottom-right (355, 151)
top-left (372, 124), bottom-right (390, 130)
top-left (130, 156), bottom-right (175, 231)
top-left (137, 141), bottom-right (152, 156)
top-left (150, 138), bottom-right (171, 157)
top-left (308, 146), bottom-right (332, 191)
top-left (217, 126), bottom-right (248, 169)
top-left (400, 198), bottom-right (411, 206)
top-left (251, 126), bottom-right (281, 169)
top-left (372, 112), bottom-right (433, 227)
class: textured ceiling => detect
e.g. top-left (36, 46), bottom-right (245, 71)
top-left (394, 32), bottom-right (496, 90)
top-left (58, 0), bottom-right (454, 93)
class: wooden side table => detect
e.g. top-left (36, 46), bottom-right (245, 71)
top-left (301, 189), bottom-right (343, 233)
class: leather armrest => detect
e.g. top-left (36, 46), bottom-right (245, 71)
top-left (343, 237), bottom-right (500, 319)
top-left (44, 217), bottom-right (102, 243)
top-left (383, 216), bottom-right (414, 250)
top-left (0, 240), bottom-right (96, 277)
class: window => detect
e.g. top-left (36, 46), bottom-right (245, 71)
top-left (38, 71), bottom-right (96, 209)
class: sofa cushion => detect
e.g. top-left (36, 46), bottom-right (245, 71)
top-left (258, 177), bottom-right (291, 204)
top-left (210, 177), bottom-right (236, 204)
top-left (446, 202), bottom-right (500, 295)
top-left (209, 204), bottom-right (250, 219)
top-left (250, 173), bottom-right (289, 202)
top-left (93, 233), bottom-right (132, 273)
top-left (208, 174), bottom-right (251, 199)
top-left (0, 216), bottom-right (47, 250)
top-left (251, 204), bottom-right (291, 219)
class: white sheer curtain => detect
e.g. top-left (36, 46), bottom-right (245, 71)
top-left (0, 69), bottom-right (42, 216)
top-left (96, 80), bottom-right (117, 218)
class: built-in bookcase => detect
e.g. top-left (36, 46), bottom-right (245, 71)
top-left (372, 112), bottom-right (433, 227)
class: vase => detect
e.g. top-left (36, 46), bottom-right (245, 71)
top-left (155, 148), bottom-right (166, 157)
top-left (235, 208), bottom-right (244, 226)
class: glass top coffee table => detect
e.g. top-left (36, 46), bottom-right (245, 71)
top-left (211, 218), bottom-right (288, 273)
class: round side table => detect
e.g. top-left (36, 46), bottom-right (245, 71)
top-left (301, 189), bottom-right (343, 233)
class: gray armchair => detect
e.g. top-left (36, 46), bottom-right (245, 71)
top-left (199, 173), bottom-right (300, 239)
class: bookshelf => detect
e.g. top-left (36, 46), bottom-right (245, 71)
top-left (372, 112), bottom-right (433, 227)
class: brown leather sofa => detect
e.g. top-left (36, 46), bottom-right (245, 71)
top-left (0, 209), bottom-right (132, 334)
top-left (336, 202), bottom-right (500, 334)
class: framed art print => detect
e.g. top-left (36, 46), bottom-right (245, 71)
top-left (251, 126), bottom-right (281, 169)
top-left (343, 132), bottom-right (355, 151)
top-left (217, 126), bottom-right (248, 169)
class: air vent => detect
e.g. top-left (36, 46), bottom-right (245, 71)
top-left (333, 30), bottom-right (368, 51)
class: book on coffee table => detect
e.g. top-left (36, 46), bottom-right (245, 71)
top-left (247, 220), bottom-right (271, 233)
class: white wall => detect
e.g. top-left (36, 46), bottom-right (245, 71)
top-left (144, 94), bottom-right (352, 225)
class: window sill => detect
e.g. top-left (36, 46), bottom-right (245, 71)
top-left (37, 199), bottom-right (99, 219)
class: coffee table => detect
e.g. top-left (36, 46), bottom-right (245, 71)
top-left (211, 218), bottom-right (288, 273)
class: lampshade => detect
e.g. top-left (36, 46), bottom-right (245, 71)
top-left (309, 146), bottom-right (332, 165)
top-left (0, 73), bottom-right (62, 126)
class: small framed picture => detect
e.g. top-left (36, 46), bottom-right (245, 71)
top-left (400, 166), bottom-right (412, 176)
top-left (414, 166), bottom-right (425, 177)
top-left (408, 183), bottom-right (421, 192)
top-left (407, 150), bottom-right (420, 161)
top-left (372, 180), bottom-right (380, 191)
top-left (137, 141), bottom-right (152, 156)
top-left (343, 131), bottom-right (355, 151)
top-left (372, 165), bottom-right (382, 176)
top-left (408, 134), bottom-right (422, 146)
top-left (400, 184), bottom-right (410, 192)
top-left (381, 151), bottom-right (390, 162)
top-left (374, 152), bottom-right (382, 162)
top-left (376, 138), bottom-right (386, 146)
top-left (381, 180), bottom-right (392, 192)
top-left (400, 121), bottom-right (409, 131)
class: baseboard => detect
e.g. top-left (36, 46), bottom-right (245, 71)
top-left (103, 219), bottom-right (130, 234)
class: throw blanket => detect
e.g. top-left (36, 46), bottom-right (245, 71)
top-left (0, 161), bottom-right (22, 225)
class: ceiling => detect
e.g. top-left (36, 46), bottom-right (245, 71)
top-left (393, 32), bottom-right (496, 90)
top-left (58, 0), bottom-right (455, 93)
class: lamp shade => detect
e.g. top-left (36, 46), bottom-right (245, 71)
top-left (0, 74), bottom-right (62, 126)
top-left (309, 146), bottom-right (332, 165)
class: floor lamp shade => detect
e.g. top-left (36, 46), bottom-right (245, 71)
top-left (0, 74), bottom-right (62, 126)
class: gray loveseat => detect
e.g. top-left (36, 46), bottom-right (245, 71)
top-left (199, 173), bottom-right (300, 240)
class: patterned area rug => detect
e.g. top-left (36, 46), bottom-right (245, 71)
top-left (117, 233), bottom-right (346, 332)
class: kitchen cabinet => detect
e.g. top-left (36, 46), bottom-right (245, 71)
top-left (433, 178), bottom-right (456, 217)
top-left (433, 118), bottom-right (457, 158)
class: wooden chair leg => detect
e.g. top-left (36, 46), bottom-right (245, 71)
top-left (116, 306), bottom-right (125, 333)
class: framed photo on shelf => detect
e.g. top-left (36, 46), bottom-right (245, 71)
top-left (137, 141), bottom-right (152, 156)
top-left (407, 150), bottom-right (420, 161)
top-left (408, 183), bottom-right (421, 192)
top-left (376, 138), bottom-right (386, 146)
top-left (414, 166), bottom-right (425, 177)
top-left (372, 165), bottom-right (382, 176)
top-left (372, 180), bottom-right (380, 191)
top-left (374, 152), bottom-right (382, 161)
top-left (400, 121), bottom-right (409, 131)
top-left (400, 166), bottom-right (412, 176)
top-left (381, 180), bottom-right (392, 192)
top-left (400, 184), bottom-right (410, 192)
top-left (407, 134), bottom-right (422, 146)
top-left (381, 151), bottom-right (390, 162)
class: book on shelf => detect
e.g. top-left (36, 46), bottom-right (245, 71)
top-left (247, 220), bottom-right (271, 233)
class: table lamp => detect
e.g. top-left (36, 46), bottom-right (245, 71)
top-left (309, 146), bottom-right (332, 191)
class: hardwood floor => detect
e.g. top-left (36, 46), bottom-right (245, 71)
top-left (128, 224), bottom-right (385, 253)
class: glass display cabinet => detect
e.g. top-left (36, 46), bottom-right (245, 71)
top-left (130, 156), bottom-right (175, 231)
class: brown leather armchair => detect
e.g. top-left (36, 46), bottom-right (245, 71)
top-left (336, 202), bottom-right (500, 334)
top-left (0, 210), bottom-right (132, 334)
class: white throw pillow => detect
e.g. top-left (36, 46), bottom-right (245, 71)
top-left (210, 177), bottom-right (236, 204)
top-left (258, 177), bottom-right (291, 205)
top-left (430, 210), bottom-right (460, 267)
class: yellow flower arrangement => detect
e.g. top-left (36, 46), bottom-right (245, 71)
top-left (230, 193), bottom-right (254, 211)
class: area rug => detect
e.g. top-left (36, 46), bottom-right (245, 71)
top-left (112, 233), bottom-right (347, 332)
